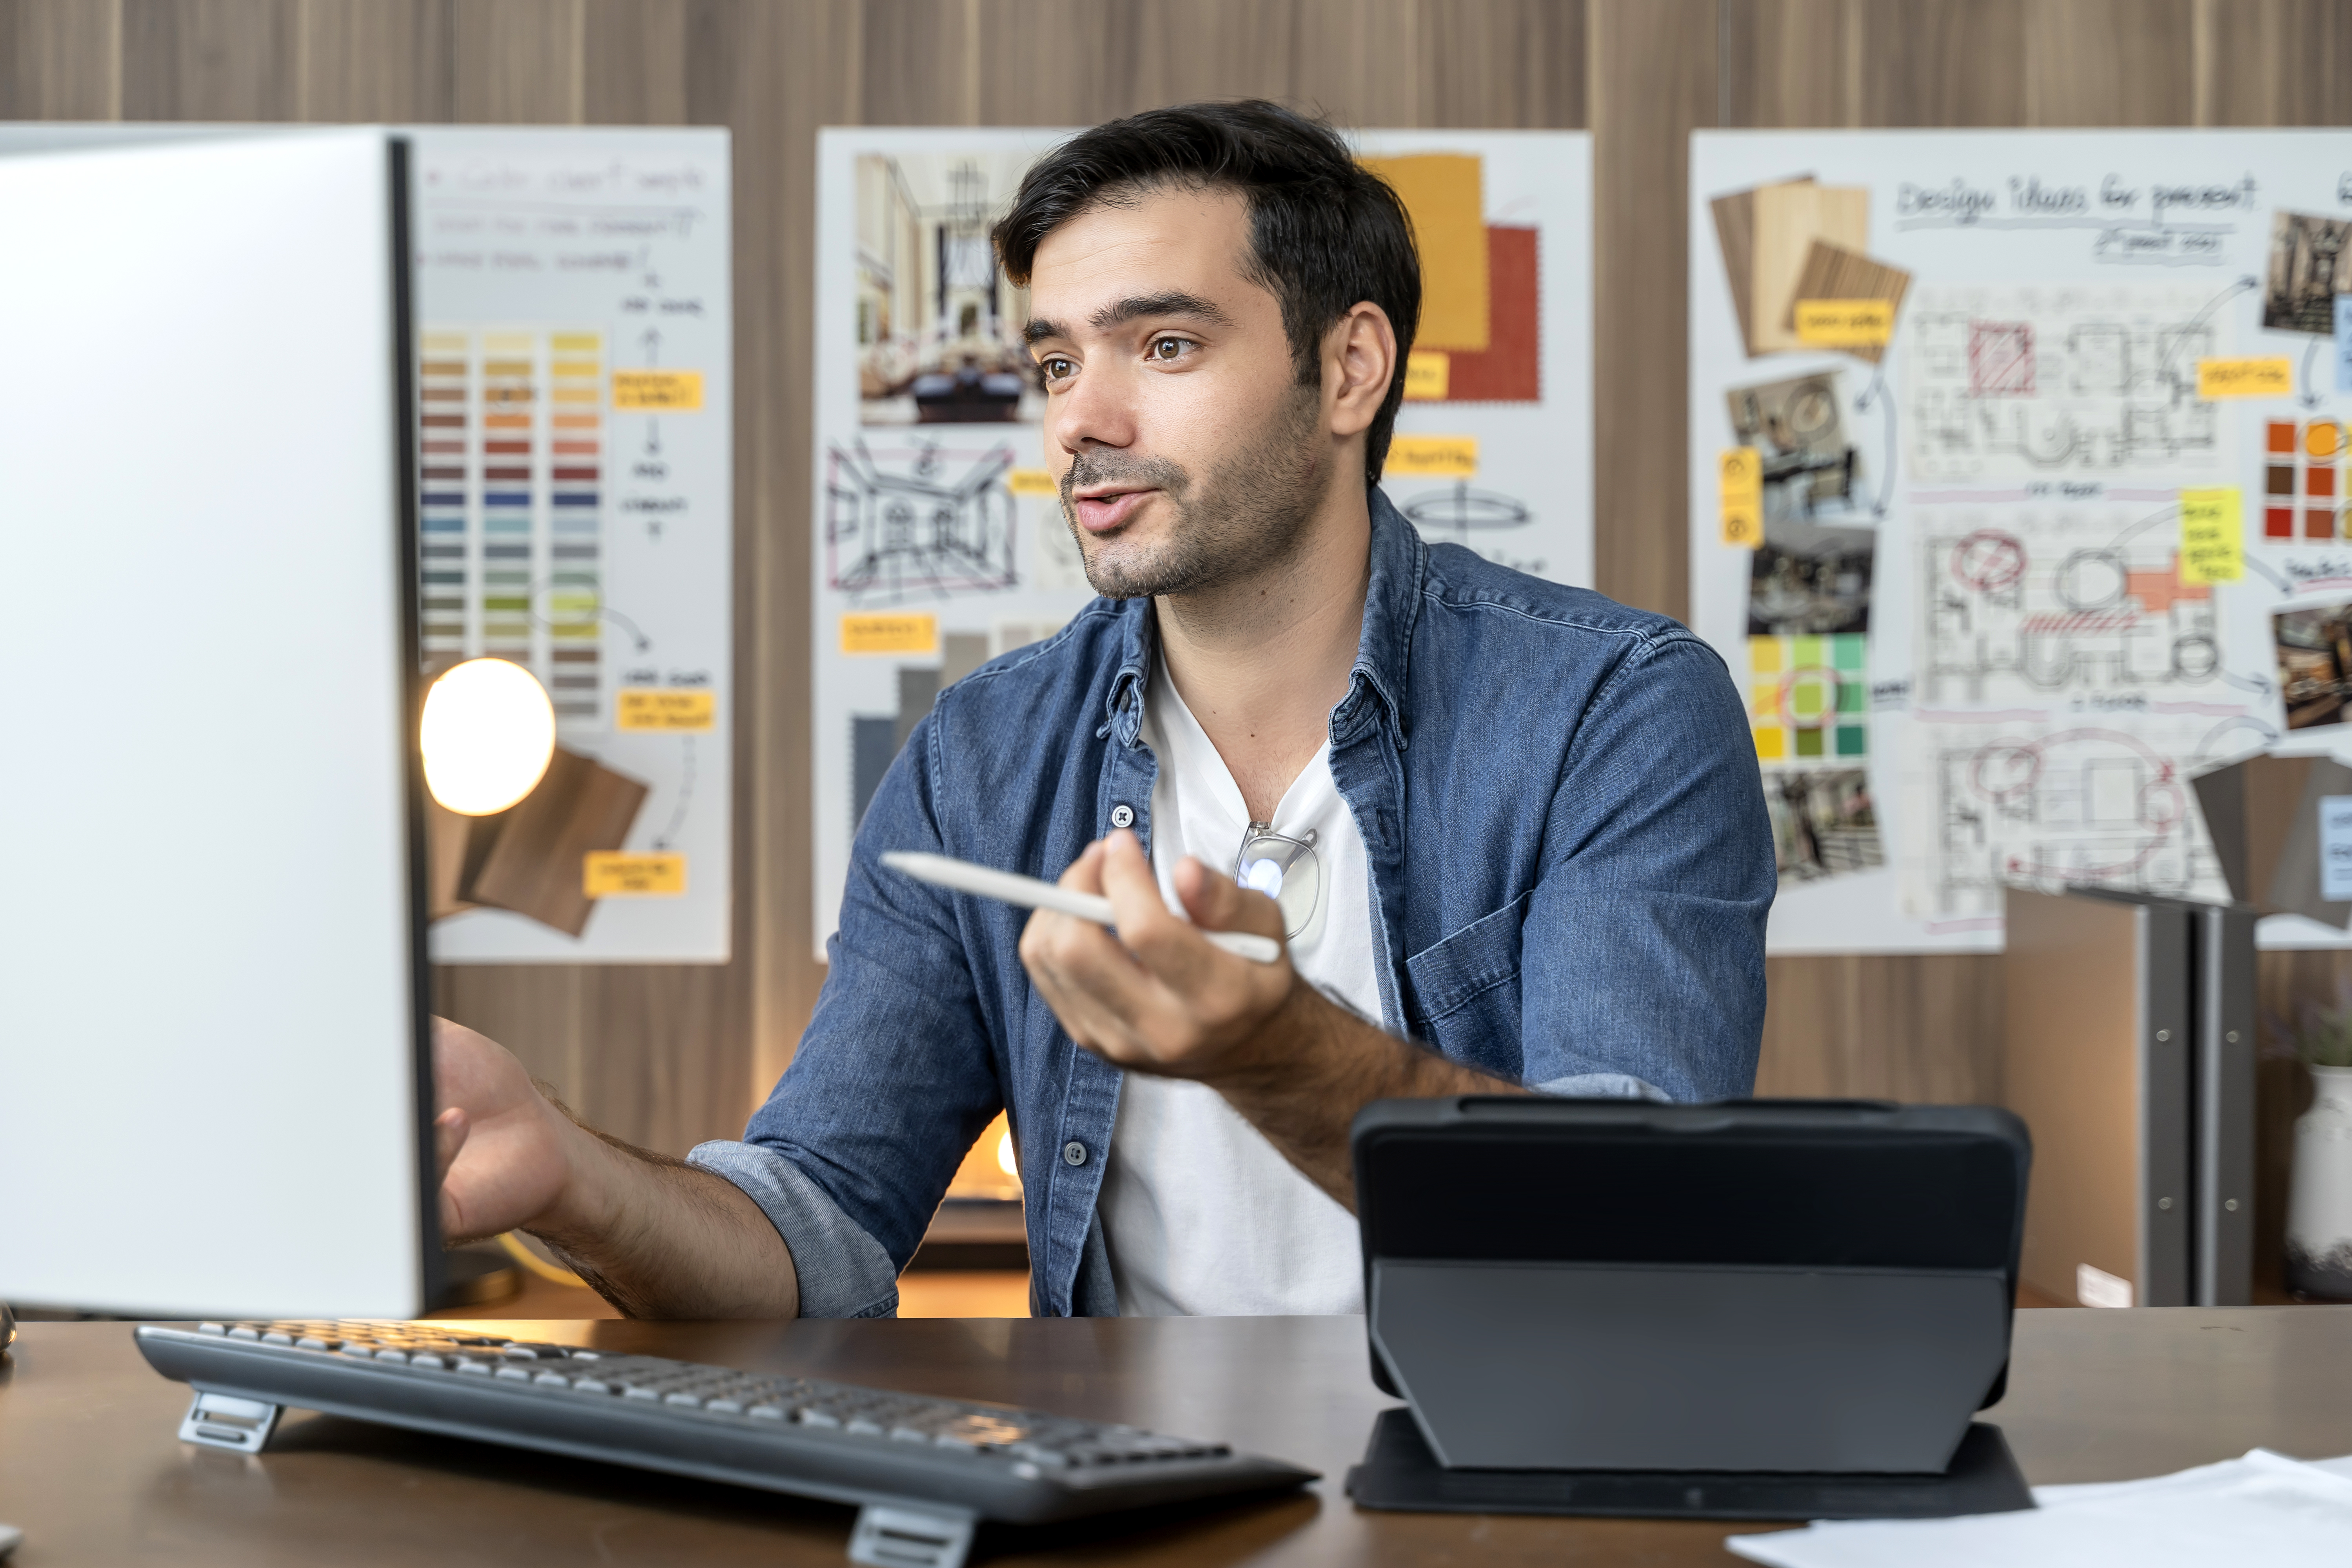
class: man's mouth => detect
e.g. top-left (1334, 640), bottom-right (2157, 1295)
top-left (1071, 487), bottom-right (1156, 534)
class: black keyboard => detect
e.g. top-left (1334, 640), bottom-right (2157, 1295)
top-left (136, 1321), bottom-right (1315, 1568)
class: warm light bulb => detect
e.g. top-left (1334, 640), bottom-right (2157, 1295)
top-left (420, 658), bottom-right (556, 815)
top-left (997, 1131), bottom-right (1018, 1178)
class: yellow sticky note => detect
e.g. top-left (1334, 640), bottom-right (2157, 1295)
top-left (840, 612), bottom-right (937, 655)
top-left (612, 369), bottom-right (705, 410)
top-left (583, 852), bottom-right (687, 897)
top-left (1359, 154), bottom-right (1489, 352)
top-left (1384, 434), bottom-right (1478, 478)
top-left (615, 688), bottom-right (716, 732)
top-left (2179, 488), bottom-right (2243, 583)
top-left (2196, 357), bottom-right (2293, 399)
top-left (1720, 447), bottom-right (1764, 548)
top-left (1793, 298), bottom-right (1894, 348)
top-left (1006, 468), bottom-right (1058, 496)
top-left (1402, 351), bottom-right (1450, 401)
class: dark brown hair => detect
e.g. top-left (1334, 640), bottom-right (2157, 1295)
top-left (993, 100), bottom-right (1422, 488)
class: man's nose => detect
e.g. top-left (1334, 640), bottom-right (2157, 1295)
top-left (1050, 358), bottom-right (1137, 456)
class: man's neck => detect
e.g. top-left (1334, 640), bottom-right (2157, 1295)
top-left (1154, 485), bottom-right (1372, 825)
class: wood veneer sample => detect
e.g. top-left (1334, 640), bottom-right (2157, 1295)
top-left (459, 745), bottom-right (650, 937)
top-left (1710, 175), bottom-right (1813, 358)
top-left (1751, 181), bottom-right (1867, 354)
top-left (1784, 239), bottom-right (1913, 364)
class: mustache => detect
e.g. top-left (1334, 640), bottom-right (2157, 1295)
top-left (1059, 451), bottom-right (1190, 501)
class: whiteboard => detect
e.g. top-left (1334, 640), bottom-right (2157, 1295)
top-left (811, 127), bottom-right (1591, 955)
top-left (1691, 131), bottom-right (2352, 955)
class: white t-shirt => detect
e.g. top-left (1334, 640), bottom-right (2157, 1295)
top-left (1097, 657), bottom-right (1378, 1315)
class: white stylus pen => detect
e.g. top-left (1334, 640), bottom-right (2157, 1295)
top-left (881, 850), bottom-right (1284, 965)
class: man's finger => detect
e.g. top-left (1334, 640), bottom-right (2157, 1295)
top-left (434, 1105), bottom-right (470, 1186)
top-left (1056, 838), bottom-right (1107, 892)
top-left (1172, 854), bottom-right (1284, 941)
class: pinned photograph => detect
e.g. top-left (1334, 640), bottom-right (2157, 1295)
top-left (2276, 601), bottom-right (2352, 728)
top-left (855, 151), bottom-right (1046, 425)
top-left (1727, 371), bottom-right (1866, 526)
top-left (2263, 209), bottom-right (2352, 336)
top-left (1765, 768), bottom-right (1884, 883)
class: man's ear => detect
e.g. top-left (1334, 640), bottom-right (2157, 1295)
top-left (1324, 302), bottom-right (1398, 438)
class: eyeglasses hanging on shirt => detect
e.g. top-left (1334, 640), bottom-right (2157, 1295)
top-left (1234, 823), bottom-right (1322, 941)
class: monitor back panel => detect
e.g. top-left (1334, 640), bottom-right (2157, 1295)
top-left (0, 131), bottom-right (429, 1318)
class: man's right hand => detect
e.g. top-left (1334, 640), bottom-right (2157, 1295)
top-left (431, 1018), bottom-right (587, 1245)
top-left (426, 1016), bottom-right (803, 1319)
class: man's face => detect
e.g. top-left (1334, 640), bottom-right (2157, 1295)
top-left (1024, 184), bottom-right (1329, 599)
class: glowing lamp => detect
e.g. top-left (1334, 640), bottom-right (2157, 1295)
top-left (420, 658), bottom-right (556, 815)
top-left (997, 1131), bottom-right (1018, 1178)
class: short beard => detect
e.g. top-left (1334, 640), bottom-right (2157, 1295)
top-left (1057, 385), bottom-right (1328, 601)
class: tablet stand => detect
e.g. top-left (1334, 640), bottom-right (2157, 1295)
top-left (1346, 1408), bottom-right (2031, 1519)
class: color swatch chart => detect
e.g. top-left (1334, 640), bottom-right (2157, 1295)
top-left (417, 328), bottom-right (607, 727)
top-left (1750, 633), bottom-right (1868, 761)
top-left (2262, 417), bottom-right (2347, 541)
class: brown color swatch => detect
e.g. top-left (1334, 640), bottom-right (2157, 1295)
top-left (1784, 240), bottom-right (1913, 364)
top-left (456, 745), bottom-right (650, 938)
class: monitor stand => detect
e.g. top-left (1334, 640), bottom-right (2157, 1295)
top-left (1344, 1409), bottom-right (2033, 1521)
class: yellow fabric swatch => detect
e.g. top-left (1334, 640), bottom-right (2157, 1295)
top-left (1360, 154), bottom-right (1489, 352)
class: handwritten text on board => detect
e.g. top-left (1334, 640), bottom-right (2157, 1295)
top-left (584, 853), bottom-right (687, 897)
top-left (1401, 351), bottom-right (1451, 401)
top-left (1720, 448), bottom-right (1763, 549)
top-left (1793, 299), bottom-right (1894, 348)
top-left (2196, 358), bottom-right (2293, 399)
top-left (2179, 487), bottom-right (2243, 583)
top-left (612, 370), bottom-right (705, 410)
top-left (1385, 434), bottom-right (1478, 477)
top-left (840, 613), bottom-right (937, 655)
top-left (616, 688), bottom-right (716, 731)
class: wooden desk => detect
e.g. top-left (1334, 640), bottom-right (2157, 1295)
top-left (2, 1308), bottom-right (2349, 1565)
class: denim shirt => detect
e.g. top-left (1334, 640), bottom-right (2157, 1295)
top-left (689, 491), bottom-right (1774, 1317)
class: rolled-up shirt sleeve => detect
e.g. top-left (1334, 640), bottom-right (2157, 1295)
top-left (690, 711), bottom-right (1007, 1316)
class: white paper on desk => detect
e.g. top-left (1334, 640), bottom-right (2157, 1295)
top-left (1724, 1450), bottom-right (2352, 1568)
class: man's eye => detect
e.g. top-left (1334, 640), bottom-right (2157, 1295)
top-left (1039, 357), bottom-right (1075, 381)
top-left (1150, 337), bottom-right (1188, 361)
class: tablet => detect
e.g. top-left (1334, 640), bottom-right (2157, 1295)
top-left (1351, 1097), bottom-right (2030, 1475)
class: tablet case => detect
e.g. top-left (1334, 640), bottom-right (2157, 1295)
top-left (1346, 1097), bottom-right (2034, 1516)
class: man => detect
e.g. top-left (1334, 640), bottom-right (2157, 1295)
top-left (432, 100), bottom-right (1773, 1319)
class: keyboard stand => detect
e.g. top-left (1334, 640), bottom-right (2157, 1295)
top-left (845, 1502), bottom-right (977, 1568)
top-left (179, 1391), bottom-right (282, 1455)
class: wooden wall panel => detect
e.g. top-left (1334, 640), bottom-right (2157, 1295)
top-left (24, 0), bottom-right (2352, 1165)
top-left (0, 0), bottom-right (119, 118)
top-left (120, 0), bottom-right (297, 119)
top-left (2199, 0), bottom-right (2352, 123)
top-left (2023, 0), bottom-right (2196, 125)
top-left (294, 0), bottom-right (456, 124)
top-left (1590, 0), bottom-right (1716, 621)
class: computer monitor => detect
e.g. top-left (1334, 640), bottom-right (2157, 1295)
top-left (0, 129), bottom-right (437, 1317)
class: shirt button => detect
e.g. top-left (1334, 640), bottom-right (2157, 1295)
top-left (1062, 1140), bottom-right (1089, 1166)
top-left (1109, 804), bottom-right (1135, 829)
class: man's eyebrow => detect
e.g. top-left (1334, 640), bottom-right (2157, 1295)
top-left (1021, 292), bottom-right (1232, 347)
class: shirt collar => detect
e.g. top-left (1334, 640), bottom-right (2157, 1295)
top-left (1100, 486), bottom-right (1426, 752)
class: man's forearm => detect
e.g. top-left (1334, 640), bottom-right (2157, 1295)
top-left (529, 1125), bottom-right (801, 1319)
top-left (1214, 984), bottom-right (1521, 1211)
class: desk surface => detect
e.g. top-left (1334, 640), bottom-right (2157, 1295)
top-left (3, 1308), bottom-right (2350, 1566)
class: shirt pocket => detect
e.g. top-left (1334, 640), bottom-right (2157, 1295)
top-left (1402, 893), bottom-right (1529, 1079)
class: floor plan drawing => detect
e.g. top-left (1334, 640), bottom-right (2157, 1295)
top-left (1897, 715), bottom-right (2238, 919)
top-left (1916, 503), bottom-right (2228, 705)
top-left (1904, 283), bottom-right (2232, 482)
